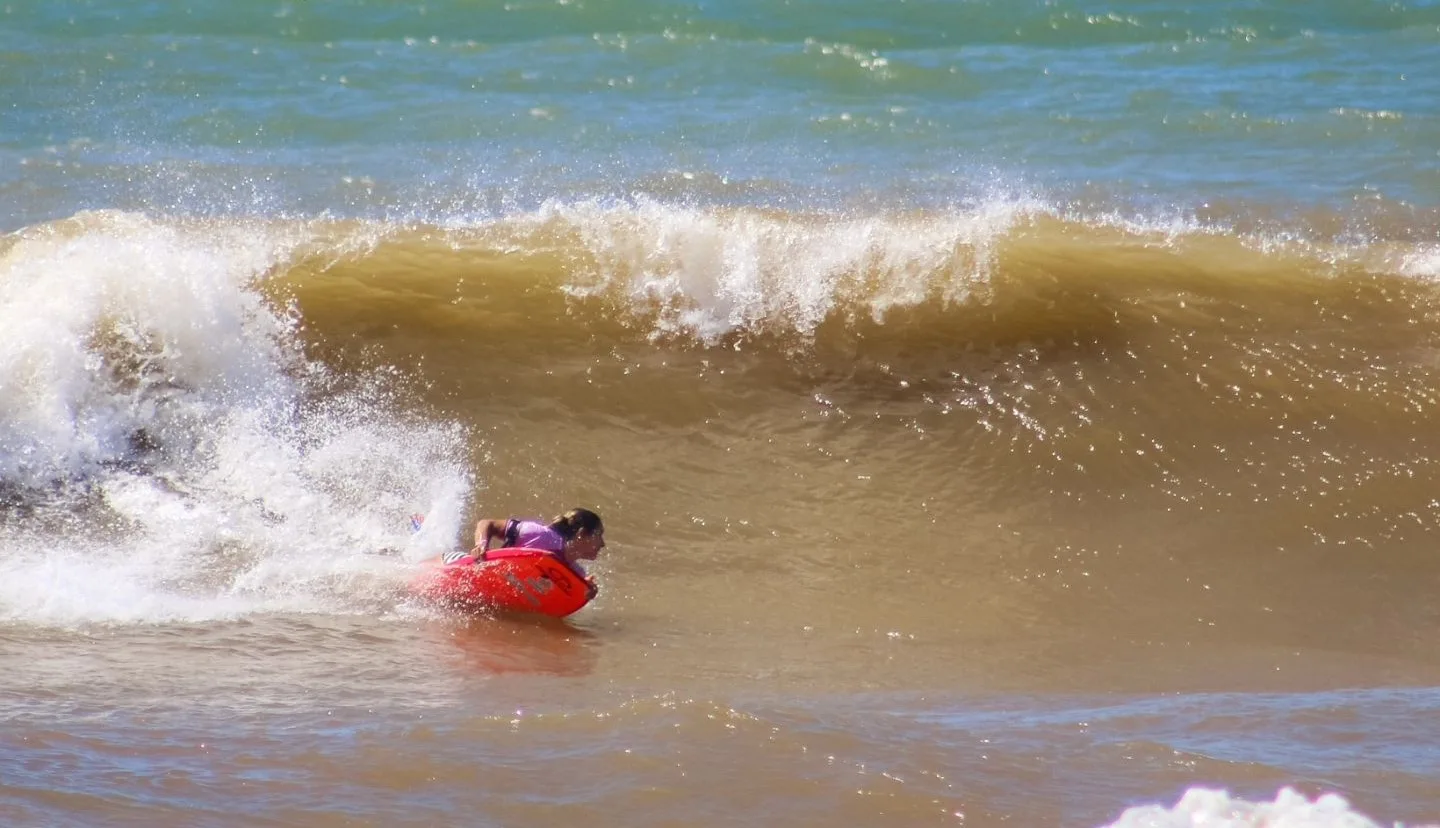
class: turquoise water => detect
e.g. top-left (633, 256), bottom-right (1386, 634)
top-left (5, 1), bottom-right (1439, 226)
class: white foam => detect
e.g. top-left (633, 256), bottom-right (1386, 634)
top-left (537, 196), bottom-right (1037, 342)
top-left (0, 211), bottom-right (471, 626)
top-left (518, 196), bottom-right (1440, 346)
top-left (0, 211), bottom-right (290, 486)
top-left (1399, 245), bottom-right (1440, 281)
top-left (1105, 787), bottom-right (1426, 828)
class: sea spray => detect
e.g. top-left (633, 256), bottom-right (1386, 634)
top-left (0, 212), bottom-right (470, 624)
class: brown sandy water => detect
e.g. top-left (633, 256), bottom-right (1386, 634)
top-left (3, 207), bottom-right (1440, 826)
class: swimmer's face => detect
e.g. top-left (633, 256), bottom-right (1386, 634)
top-left (569, 528), bottom-right (606, 560)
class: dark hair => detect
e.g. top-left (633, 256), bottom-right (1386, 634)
top-left (549, 507), bottom-right (604, 539)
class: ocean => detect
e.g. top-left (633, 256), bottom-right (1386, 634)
top-left (3, 1), bottom-right (1440, 825)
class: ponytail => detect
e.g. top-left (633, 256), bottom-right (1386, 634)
top-left (550, 507), bottom-right (604, 540)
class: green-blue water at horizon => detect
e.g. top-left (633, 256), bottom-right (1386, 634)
top-left (4, 0), bottom-right (1439, 229)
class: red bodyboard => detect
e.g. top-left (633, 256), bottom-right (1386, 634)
top-left (410, 548), bottom-right (593, 618)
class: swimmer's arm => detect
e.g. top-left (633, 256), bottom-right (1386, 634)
top-left (472, 518), bottom-right (508, 554)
